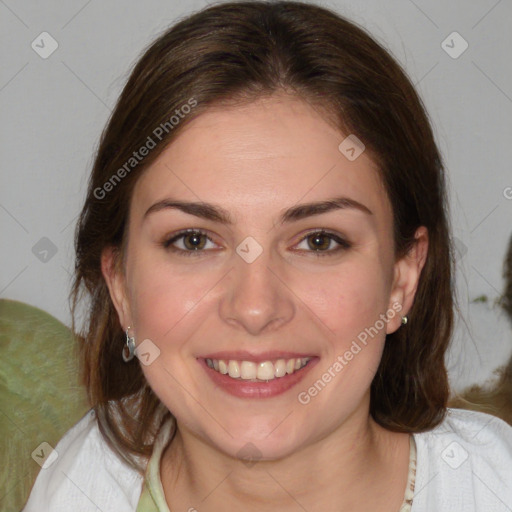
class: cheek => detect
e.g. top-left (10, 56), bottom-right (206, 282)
top-left (126, 261), bottom-right (215, 417)
top-left (291, 265), bottom-right (390, 423)
top-left (299, 268), bottom-right (390, 405)
top-left (301, 262), bottom-right (389, 343)
top-left (127, 258), bottom-right (209, 345)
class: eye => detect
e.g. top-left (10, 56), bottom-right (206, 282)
top-left (161, 228), bottom-right (351, 258)
top-left (162, 229), bottom-right (218, 256)
top-left (294, 230), bottom-right (351, 257)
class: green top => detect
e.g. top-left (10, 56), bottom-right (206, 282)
top-left (136, 419), bottom-right (174, 512)
top-left (136, 422), bottom-right (417, 512)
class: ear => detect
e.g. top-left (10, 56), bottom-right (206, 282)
top-left (386, 226), bottom-right (428, 334)
top-left (101, 246), bottom-right (132, 330)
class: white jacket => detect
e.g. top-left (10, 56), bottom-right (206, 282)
top-left (22, 408), bottom-right (512, 511)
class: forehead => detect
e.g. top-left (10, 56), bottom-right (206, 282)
top-left (132, 94), bottom-right (390, 226)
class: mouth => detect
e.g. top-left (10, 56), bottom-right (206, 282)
top-left (198, 353), bottom-right (318, 399)
top-left (205, 356), bottom-right (312, 382)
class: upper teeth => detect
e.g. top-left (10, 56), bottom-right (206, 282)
top-left (206, 357), bottom-right (311, 381)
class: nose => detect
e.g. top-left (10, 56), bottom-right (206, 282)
top-left (219, 249), bottom-right (295, 336)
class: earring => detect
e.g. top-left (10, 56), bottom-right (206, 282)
top-left (122, 326), bottom-right (136, 362)
top-left (401, 315), bottom-right (408, 326)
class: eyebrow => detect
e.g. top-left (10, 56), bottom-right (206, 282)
top-left (143, 196), bottom-right (373, 225)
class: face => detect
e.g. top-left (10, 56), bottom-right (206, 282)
top-left (103, 94), bottom-right (426, 461)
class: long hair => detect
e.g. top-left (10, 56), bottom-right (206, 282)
top-left (71, 0), bottom-right (454, 473)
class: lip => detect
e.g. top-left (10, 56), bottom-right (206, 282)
top-left (200, 350), bottom-right (316, 364)
top-left (198, 356), bottom-right (319, 399)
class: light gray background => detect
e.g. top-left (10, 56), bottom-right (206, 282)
top-left (1, 0), bottom-right (511, 393)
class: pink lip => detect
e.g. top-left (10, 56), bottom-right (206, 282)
top-left (198, 356), bottom-right (319, 399)
top-left (200, 350), bottom-right (315, 363)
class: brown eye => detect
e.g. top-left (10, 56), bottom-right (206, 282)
top-left (295, 230), bottom-right (351, 257)
top-left (307, 232), bottom-right (332, 251)
top-left (163, 229), bottom-right (216, 256)
top-left (181, 232), bottom-right (207, 250)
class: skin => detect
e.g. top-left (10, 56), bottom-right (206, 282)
top-left (102, 93), bottom-right (428, 511)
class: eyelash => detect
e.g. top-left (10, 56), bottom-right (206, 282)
top-left (162, 228), bottom-right (351, 258)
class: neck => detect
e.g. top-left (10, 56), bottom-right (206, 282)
top-left (160, 405), bottom-right (411, 511)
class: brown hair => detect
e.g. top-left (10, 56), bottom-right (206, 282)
top-left (71, 0), bottom-right (454, 473)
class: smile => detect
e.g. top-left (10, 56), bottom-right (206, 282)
top-left (200, 355), bottom-right (318, 399)
top-left (205, 357), bottom-right (312, 382)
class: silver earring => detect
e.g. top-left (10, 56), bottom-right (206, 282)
top-left (122, 326), bottom-right (136, 362)
top-left (401, 315), bottom-right (408, 326)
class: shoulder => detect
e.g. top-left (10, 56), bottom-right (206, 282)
top-left (22, 409), bottom-right (145, 512)
top-left (417, 407), bottom-right (512, 461)
top-left (411, 408), bottom-right (512, 511)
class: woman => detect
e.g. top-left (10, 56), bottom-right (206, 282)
top-left (23, 1), bottom-right (512, 511)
